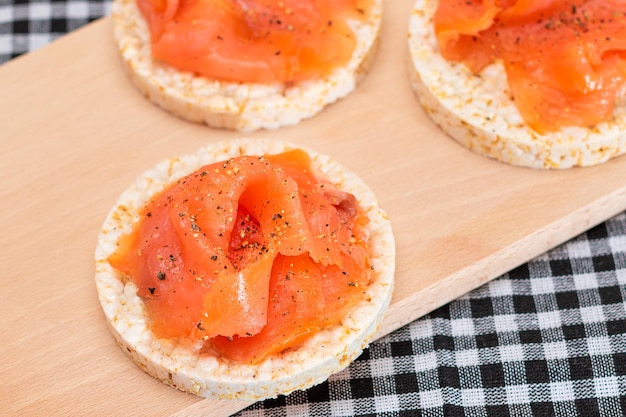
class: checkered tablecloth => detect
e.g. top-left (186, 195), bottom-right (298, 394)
top-left (4, 2), bottom-right (625, 416)
top-left (0, 0), bottom-right (110, 63)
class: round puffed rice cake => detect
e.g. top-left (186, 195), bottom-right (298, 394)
top-left (94, 138), bottom-right (395, 400)
top-left (408, 0), bottom-right (626, 169)
top-left (111, 0), bottom-right (382, 132)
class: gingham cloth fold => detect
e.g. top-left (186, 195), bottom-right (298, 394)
top-left (4, 2), bottom-right (625, 416)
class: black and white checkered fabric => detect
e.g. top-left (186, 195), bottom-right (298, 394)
top-left (4, 2), bottom-right (625, 415)
top-left (0, 0), bottom-right (110, 64)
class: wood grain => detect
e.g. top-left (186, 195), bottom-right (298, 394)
top-left (3, 0), bottom-right (626, 415)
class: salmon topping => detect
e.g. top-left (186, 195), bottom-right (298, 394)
top-left (108, 150), bottom-right (372, 364)
top-left (136, 0), bottom-right (374, 83)
top-left (434, 0), bottom-right (626, 133)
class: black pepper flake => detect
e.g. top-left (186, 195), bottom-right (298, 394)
top-left (157, 271), bottom-right (166, 280)
top-left (170, 254), bottom-right (176, 262)
top-left (211, 255), bottom-right (218, 261)
top-left (197, 322), bottom-right (205, 331)
top-left (146, 212), bottom-right (152, 218)
top-left (148, 287), bottom-right (156, 294)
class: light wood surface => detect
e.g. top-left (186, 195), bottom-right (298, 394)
top-left (3, 1), bottom-right (626, 416)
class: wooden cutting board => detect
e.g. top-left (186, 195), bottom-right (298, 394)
top-left (3, 1), bottom-right (626, 415)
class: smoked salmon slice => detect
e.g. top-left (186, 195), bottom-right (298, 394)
top-left (434, 0), bottom-right (626, 133)
top-left (136, 0), bottom-right (374, 83)
top-left (108, 149), bottom-right (373, 364)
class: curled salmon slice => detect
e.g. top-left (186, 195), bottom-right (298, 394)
top-left (136, 0), bottom-right (374, 83)
top-left (435, 0), bottom-right (626, 132)
top-left (109, 150), bottom-right (372, 363)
